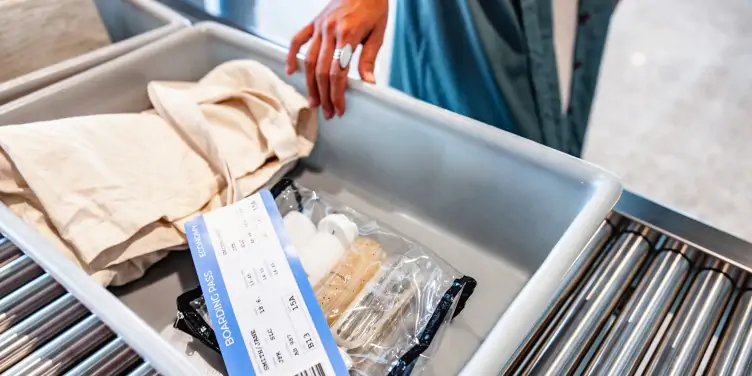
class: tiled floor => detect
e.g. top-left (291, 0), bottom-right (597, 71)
top-left (183, 0), bottom-right (752, 243)
top-left (583, 0), bottom-right (752, 243)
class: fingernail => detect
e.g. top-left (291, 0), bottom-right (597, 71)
top-left (365, 73), bottom-right (375, 83)
top-left (309, 99), bottom-right (319, 107)
top-left (325, 110), bottom-right (333, 119)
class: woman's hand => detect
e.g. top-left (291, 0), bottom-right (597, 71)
top-left (286, 0), bottom-right (388, 119)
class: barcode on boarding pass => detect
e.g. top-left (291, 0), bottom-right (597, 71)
top-left (294, 363), bottom-right (327, 376)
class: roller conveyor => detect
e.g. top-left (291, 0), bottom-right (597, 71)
top-left (646, 259), bottom-right (740, 375)
top-left (504, 209), bottom-right (752, 376)
top-left (1, 196), bottom-right (751, 376)
top-left (585, 239), bottom-right (700, 375)
top-left (0, 238), bottom-right (19, 267)
top-left (505, 214), bottom-right (625, 373)
top-left (0, 236), bottom-right (159, 376)
top-left (708, 287), bottom-right (752, 375)
top-left (62, 337), bottom-right (141, 376)
top-left (0, 254), bottom-right (43, 299)
top-left (4, 211), bottom-right (742, 376)
top-left (0, 274), bottom-right (65, 333)
top-left (523, 223), bottom-right (658, 375)
top-left (1, 315), bottom-right (115, 376)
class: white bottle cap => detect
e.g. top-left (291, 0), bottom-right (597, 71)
top-left (297, 232), bottom-right (346, 285)
top-left (317, 214), bottom-right (359, 249)
top-left (283, 211), bottom-right (317, 251)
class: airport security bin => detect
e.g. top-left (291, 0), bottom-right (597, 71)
top-left (0, 23), bottom-right (621, 375)
top-left (0, 0), bottom-right (188, 105)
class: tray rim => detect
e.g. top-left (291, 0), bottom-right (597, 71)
top-left (0, 22), bottom-right (623, 375)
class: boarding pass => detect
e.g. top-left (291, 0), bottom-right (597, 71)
top-left (185, 190), bottom-right (348, 376)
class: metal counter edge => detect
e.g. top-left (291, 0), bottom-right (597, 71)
top-left (616, 191), bottom-right (752, 276)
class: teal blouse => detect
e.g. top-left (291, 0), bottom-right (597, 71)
top-left (389, 0), bottom-right (615, 156)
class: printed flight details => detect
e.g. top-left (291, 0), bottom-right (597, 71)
top-left (186, 190), bottom-right (348, 376)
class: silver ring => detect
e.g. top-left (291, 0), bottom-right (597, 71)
top-left (333, 44), bottom-right (353, 70)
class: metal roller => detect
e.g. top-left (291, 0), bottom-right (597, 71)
top-left (62, 337), bottom-right (140, 376)
top-left (521, 222), bottom-right (658, 375)
top-left (0, 238), bottom-right (18, 267)
top-left (706, 284), bottom-right (752, 375)
top-left (504, 213), bottom-right (623, 372)
top-left (0, 255), bottom-right (44, 299)
top-left (584, 238), bottom-right (700, 375)
top-left (0, 274), bottom-right (64, 334)
top-left (127, 362), bottom-right (159, 376)
top-left (0, 293), bottom-right (88, 372)
top-left (1, 314), bottom-right (114, 376)
top-left (646, 258), bottom-right (741, 375)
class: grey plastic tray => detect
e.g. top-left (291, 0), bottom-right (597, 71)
top-left (0, 0), bottom-right (188, 105)
top-left (0, 23), bottom-right (621, 375)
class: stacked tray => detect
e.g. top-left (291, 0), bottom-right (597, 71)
top-left (0, 236), bottom-right (157, 376)
top-left (0, 0), bottom-right (188, 105)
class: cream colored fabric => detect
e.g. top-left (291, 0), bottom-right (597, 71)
top-left (0, 0), bottom-right (111, 83)
top-left (0, 60), bottom-right (317, 286)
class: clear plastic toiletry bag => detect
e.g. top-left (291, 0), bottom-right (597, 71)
top-left (174, 179), bottom-right (477, 375)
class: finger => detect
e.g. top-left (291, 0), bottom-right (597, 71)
top-left (304, 32), bottom-right (322, 107)
top-left (287, 23), bottom-right (314, 75)
top-left (330, 25), bottom-right (365, 117)
top-left (358, 19), bottom-right (386, 83)
top-left (330, 43), bottom-right (354, 117)
top-left (317, 21), bottom-right (337, 119)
